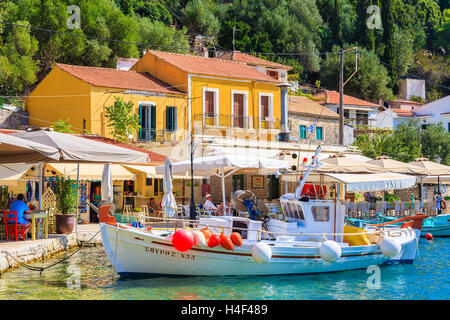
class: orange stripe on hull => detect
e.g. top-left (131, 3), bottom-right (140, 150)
top-left (152, 241), bottom-right (382, 259)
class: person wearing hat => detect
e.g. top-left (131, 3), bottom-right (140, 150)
top-left (203, 194), bottom-right (219, 213)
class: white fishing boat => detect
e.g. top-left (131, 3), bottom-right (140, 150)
top-left (99, 197), bottom-right (424, 276)
top-left (99, 146), bottom-right (426, 277)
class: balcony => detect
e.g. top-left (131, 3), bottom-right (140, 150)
top-left (137, 128), bottom-right (180, 143)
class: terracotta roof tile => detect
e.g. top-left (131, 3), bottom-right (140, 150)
top-left (314, 90), bottom-right (379, 108)
top-left (146, 50), bottom-right (279, 82)
top-left (391, 109), bottom-right (414, 117)
top-left (56, 63), bottom-right (184, 94)
top-left (217, 51), bottom-right (293, 70)
top-left (79, 135), bottom-right (167, 163)
top-left (288, 96), bottom-right (339, 118)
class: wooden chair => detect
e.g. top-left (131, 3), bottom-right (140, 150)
top-left (123, 205), bottom-right (132, 216)
top-left (3, 211), bottom-right (28, 241)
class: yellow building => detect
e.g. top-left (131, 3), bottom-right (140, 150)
top-left (26, 63), bottom-right (187, 141)
top-left (131, 50), bottom-right (292, 143)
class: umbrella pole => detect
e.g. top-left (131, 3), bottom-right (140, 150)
top-left (221, 167), bottom-right (226, 216)
top-left (38, 162), bottom-right (43, 211)
top-left (75, 163), bottom-right (80, 232)
top-left (438, 175), bottom-right (441, 215)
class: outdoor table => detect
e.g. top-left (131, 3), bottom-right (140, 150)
top-left (25, 212), bottom-right (48, 240)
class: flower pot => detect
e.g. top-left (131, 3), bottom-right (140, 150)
top-left (55, 214), bottom-right (75, 234)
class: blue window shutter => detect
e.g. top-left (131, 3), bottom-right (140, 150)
top-left (316, 127), bottom-right (323, 140)
top-left (300, 125), bottom-right (305, 139)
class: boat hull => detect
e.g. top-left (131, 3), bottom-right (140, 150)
top-left (100, 223), bottom-right (415, 277)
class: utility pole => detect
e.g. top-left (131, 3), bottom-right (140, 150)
top-left (338, 47), bottom-right (358, 146)
top-left (339, 48), bottom-right (344, 145)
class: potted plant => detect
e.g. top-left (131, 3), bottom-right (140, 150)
top-left (54, 177), bottom-right (77, 234)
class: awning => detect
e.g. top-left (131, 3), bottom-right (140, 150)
top-left (47, 163), bottom-right (135, 181)
top-left (281, 172), bottom-right (417, 192)
top-left (422, 175), bottom-right (450, 184)
top-left (123, 164), bottom-right (204, 180)
top-left (0, 163), bottom-right (34, 180)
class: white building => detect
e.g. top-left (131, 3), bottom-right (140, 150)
top-left (414, 95), bottom-right (450, 131)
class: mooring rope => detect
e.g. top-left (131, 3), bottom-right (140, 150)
top-left (1, 230), bottom-right (101, 275)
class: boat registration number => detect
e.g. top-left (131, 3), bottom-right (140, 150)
top-left (145, 246), bottom-right (195, 260)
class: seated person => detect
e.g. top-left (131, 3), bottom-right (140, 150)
top-left (204, 194), bottom-right (229, 215)
top-left (147, 197), bottom-right (162, 217)
top-left (8, 194), bottom-right (32, 239)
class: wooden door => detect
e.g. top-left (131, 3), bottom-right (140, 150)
top-left (233, 94), bottom-right (244, 128)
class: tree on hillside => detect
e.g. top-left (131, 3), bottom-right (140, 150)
top-left (182, 0), bottom-right (220, 36)
top-left (320, 45), bottom-right (392, 101)
top-left (433, 8), bottom-right (450, 53)
top-left (421, 123), bottom-right (450, 165)
top-left (0, 20), bottom-right (39, 95)
top-left (104, 97), bottom-right (141, 143)
top-left (353, 120), bottom-right (422, 162)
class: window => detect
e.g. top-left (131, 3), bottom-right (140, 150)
top-left (166, 106), bottom-right (177, 131)
top-left (316, 126), bottom-right (323, 141)
top-left (422, 123), bottom-right (428, 130)
top-left (203, 88), bottom-right (219, 126)
top-left (205, 91), bottom-right (215, 118)
top-left (82, 119), bottom-right (86, 134)
top-left (231, 90), bottom-right (248, 128)
top-left (312, 206), bottom-right (330, 222)
top-left (232, 174), bottom-right (244, 191)
top-left (266, 70), bottom-right (279, 80)
top-left (154, 178), bottom-right (163, 195)
top-left (139, 103), bottom-right (156, 141)
top-left (259, 93), bottom-right (273, 129)
top-left (344, 109), bottom-right (349, 119)
top-left (146, 178), bottom-right (152, 186)
top-left (448, 122), bottom-right (450, 132)
top-left (356, 110), bottom-right (368, 126)
top-left (300, 125), bottom-right (306, 139)
top-left (285, 203), bottom-right (305, 220)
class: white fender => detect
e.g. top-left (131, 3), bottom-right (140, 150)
top-left (252, 242), bottom-right (272, 263)
top-left (380, 236), bottom-right (401, 258)
top-left (192, 230), bottom-right (206, 247)
top-left (319, 240), bottom-right (341, 263)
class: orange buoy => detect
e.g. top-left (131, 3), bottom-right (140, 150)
top-left (425, 233), bottom-right (433, 241)
top-left (200, 226), bottom-right (212, 241)
top-left (172, 229), bottom-right (194, 252)
top-left (230, 232), bottom-right (243, 247)
top-left (220, 232), bottom-right (234, 251)
top-left (208, 234), bottom-right (221, 248)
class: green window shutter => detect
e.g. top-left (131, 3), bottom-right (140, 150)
top-left (165, 106), bottom-right (169, 131)
top-left (150, 105), bottom-right (156, 140)
top-left (300, 125), bottom-right (306, 139)
top-left (316, 127), bottom-right (323, 141)
top-left (173, 107), bottom-right (177, 131)
top-left (138, 105), bottom-right (143, 139)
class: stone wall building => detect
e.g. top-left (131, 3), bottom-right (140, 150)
top-left (288, 95), bottom-right (340, 145)
top-left (0, 107), bottom-right (29, 129)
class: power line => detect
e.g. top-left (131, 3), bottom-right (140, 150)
top-left (0, 20), bottom-right (199, 53)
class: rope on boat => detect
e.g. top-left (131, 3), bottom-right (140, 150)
top-left (0, 230), bottom-right (100, 276)
top-left (135, 216), bottom-right (412, 238)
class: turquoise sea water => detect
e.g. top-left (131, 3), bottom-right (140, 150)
top-left (0, 238), bottom-right (448, 300)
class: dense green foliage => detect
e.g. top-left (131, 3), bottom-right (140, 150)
top-left (104, 96), bottom-right (141, 143)
top-left (54, 177), bottom-right (76, 215)
top-left (353, 120), bottom-right (450, 165)
top-left (51, 118), bottom-right (76, 133)
top-left (0, 0), bottom-right (448, 103)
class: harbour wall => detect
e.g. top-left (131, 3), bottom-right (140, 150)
top-left (0, 228), bottom-right (102, 274)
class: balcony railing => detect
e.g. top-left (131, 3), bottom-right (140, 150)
top-left (138, 129), bottom-right (179, 142)
top-left (193, 114), bottom-right (280, 129)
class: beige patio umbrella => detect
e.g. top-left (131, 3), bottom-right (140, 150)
top-left (407, 158), bottom-right (450, 176)
top-left (408, 158), bottom-right (450, 214)
top-left (0, 132), bottom-right (60, 163)
top-left (317, 154), bottom-right (386, 174)
top-left (367, 156), bottom-right (428, 175)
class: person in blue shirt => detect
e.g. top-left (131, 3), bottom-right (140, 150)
top-left (9, 193), bottom-right (32, 238)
